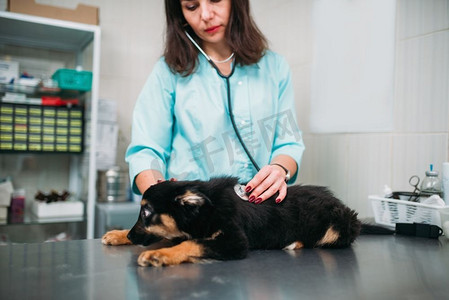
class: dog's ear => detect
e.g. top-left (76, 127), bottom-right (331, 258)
top-left (175, 190), bottom-right (211, 207)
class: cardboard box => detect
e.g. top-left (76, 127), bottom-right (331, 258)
top-left (0, 60), bottom-right (19, 84)
top-left (8, 0), bottom-right (99, 25)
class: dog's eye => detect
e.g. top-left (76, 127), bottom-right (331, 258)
top-left (141, 206), bottom-right (153, 220)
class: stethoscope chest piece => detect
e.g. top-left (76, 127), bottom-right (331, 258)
top-left (234, 184), bottom-right (249, 201)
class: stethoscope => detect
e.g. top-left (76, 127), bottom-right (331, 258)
top-left (185, 31), bottom-right (261, 172)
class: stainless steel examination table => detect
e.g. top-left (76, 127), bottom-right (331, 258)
top-left (1, 235), bottom-right (449, 299)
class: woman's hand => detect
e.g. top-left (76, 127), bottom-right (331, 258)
top-left (244, 164), bottom-right (288, 204)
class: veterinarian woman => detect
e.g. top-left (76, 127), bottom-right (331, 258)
top-left (126, 0), bottom-right (305, 204)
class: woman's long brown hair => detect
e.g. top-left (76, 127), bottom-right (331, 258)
top-left (164, 0), bottom-right (268, 76)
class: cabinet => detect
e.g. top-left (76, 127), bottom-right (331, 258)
top-left (0, 11), bottom-right (100, 239)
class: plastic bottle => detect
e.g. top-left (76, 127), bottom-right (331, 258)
top-left (420, 164), bottom-right (443, 197)
top-left (442, 162), bottom-right (449, 204)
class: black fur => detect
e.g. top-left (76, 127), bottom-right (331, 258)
top-left (127, 177), bottom-right (363, 262)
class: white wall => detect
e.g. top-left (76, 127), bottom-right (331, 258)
top-left (254, 0), bottom-right (448, 216)
top-left (1, 0), bottom-right (448, 218)
top-left (299, 0), bottom-right (449, 216)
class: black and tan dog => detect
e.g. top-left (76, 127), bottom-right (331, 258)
top-left (102, 177), bottom-right (365, 267)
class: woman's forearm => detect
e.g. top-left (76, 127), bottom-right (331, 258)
top-left (135, 169), bottom-right (164, 194)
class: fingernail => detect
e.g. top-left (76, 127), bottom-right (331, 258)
top-left (275, 198), bottom-right (281, 204)
top-left (157, 179), bottom-right (162, 183)
top-left (255, 198), bottom-right (262, 204)
top-left (245, 186), bottom-right (252, 193)
top-left (249, 196), bottom-right (255, 202)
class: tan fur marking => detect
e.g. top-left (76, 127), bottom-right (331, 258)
top-left (140, 199), bottom-right (148, 206)
top-left (293, 241), bottom-right (304, 249)
top-left (317, 227), bottom-right (340, 246)
top-left (182, 190), bottom-right (197, 198)
top-left (176, 190), bottom-right (204, 205)
top-left (283, 241), bottom-right (304, 250)
top-left (138, 241), bottom-right (204, 267)
top-left (209, 230), bottom-right (223, 240)
top-left (160, 214), bottom-right (177, 231)
top-left (146, 214), bottom-right (190, 239)
top-left (102, 229), bottom-right (132, 245)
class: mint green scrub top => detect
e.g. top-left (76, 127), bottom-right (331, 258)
top-left (126, 50), bottom-right (305, 194)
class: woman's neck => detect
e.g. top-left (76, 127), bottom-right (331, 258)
top-left (203, 41), bottom-right (233, 63)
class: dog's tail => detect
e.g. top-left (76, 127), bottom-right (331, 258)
top-left (360, 223), bottom-right (395, 235)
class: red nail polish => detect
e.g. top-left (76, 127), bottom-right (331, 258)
top-left (245, 186), bottom-right (252, 193)
top-left (249, 196), bottom-right (255, 202)
top-left (255, 198), bottom-right (262, 204)
top-left (275, 198), bottom-right (281, 203)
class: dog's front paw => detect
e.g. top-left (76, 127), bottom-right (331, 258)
top-left (138, 250), bottom-right (168, 267)
top-left (137, 241), bottom-right (203, 267)
top-left (102, 229), bottom-right (132, 245)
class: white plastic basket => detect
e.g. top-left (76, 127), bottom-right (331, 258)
top-left (369, 195), bottom-right (442, 228)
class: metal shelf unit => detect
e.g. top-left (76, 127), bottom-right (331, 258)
top-left (0, 11), bottom-right (101, 239)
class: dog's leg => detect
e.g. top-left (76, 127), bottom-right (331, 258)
top-left (316, 226), bottom-right (340, 247)
top-left (102, 229), bottom-right (132, 245)
top-left (138, 240), bottom-right (203, 267)
top-left (138, 229), bottom-right (249, 267)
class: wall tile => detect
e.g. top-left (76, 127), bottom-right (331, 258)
top-left (397, 0), bottom-right (449, 39)
top-left (346, 134), bottom-right (393, 217)
top-left (300, 134), bottom-right (349, 202)
top-left (292, 63), bottom-right (311, 133)
top-left (99, 21), bottom-right (130, 77)
top-left (0, 0), bottom-right (6, 11)
top-left (391, 134), bottom-right (448, 191)
top-left (252, 0), bottom-right (312, 66)
top-left (395, 31), bottom-right (449, 133)
top-left (302, 134), bottom-right (393, 217)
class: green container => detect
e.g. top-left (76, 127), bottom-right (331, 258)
top-left (52, 69), bottom-right (93, 91)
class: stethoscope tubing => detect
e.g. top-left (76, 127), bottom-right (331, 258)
top-left (185, 31), bottom-right (260, 171)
